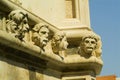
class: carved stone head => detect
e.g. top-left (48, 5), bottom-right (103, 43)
top-left (79, 32), bottom-right (101, 58)
top-left (6, 10), bottom-right (29, 41)
top-left (81, 37), bottom-right (97, 54)
top-left (32, 23), bottom-right (49, 49)
top-left (51, 31), bottom-right (68, 54)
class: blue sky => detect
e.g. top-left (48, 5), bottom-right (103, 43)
top-left (89, 0), bottom-right (120, 77)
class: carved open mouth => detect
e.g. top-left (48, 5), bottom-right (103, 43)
top-left (87, 47), bottom-right (93, 50)
top-left (43, 39), bottom-right (48, 43)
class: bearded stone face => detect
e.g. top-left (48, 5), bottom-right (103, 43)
top-left (52, 32), bottom-right (68, 54)
top-left (6, 10), bottom-right (29, 41)
top-left (32, 25), bottom-right (49, 49)
top-left (38, 27), bottom-right (49, 47)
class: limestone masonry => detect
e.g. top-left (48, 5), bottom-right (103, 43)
top-left (0, 0), bottom-right (103, 80)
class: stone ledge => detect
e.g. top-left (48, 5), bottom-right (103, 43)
top-left (0, 30), bottom-right (103, 75)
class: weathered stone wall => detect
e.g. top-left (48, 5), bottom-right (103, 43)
top-left (11, 0), bottom-right (90, 29)
top-left (0, 44), bottom-right (61, 80)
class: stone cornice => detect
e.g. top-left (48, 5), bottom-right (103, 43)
top-left (0, 30), bottom-right (103, 75)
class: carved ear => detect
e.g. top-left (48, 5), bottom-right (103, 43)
top-left (94, 42), bottom-right (97, 49)
top-left (79, 40), bottom-right (83, 48)
top-left (93, 39), bottom-right (102, 58)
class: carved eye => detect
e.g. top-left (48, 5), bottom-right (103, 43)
top-left (24, 21), bottom-right (27, 24)
top-left (13, 23), bottom-right (17, 26)
top-left (91, 41), bottom-right (95, 44)
top-left (41, 31), bottom-right (46, 34)
top-left (14, 27), bottom-right (18, 30)
top-left (85, 40), bottom-right (89, 43)
top-left (23, 20), bottom-right (28, 24)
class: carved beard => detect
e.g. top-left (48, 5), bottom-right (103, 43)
top-left (52, 37), bottom-right (68, 54)
top-left (15, 22), bottom-right (29, 41)
top-left (39, 36), bottom-right (48, 48)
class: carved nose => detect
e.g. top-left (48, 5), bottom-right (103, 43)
top-left (45, 33), bottom-right (48, 37)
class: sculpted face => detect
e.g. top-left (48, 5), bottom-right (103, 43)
top-left (8, 10), bottom-right (29, 32)
top-left (59, 36), bottom-right (68, 50)
top-left (6, 10), bottom-right (29, 41)
top-left (20, 17), bottom-right (29, 31)
top-left (82, 37), bottom-right (97, 54)
top-left (52, 31), bottom-right (68, 53)
top-left (39, 26), bottom-right (49, 47)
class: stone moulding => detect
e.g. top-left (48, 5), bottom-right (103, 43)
top-left (0, 30), bottom-right (103, 63)
top-left (0, 30), bottom-right (103, 75)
